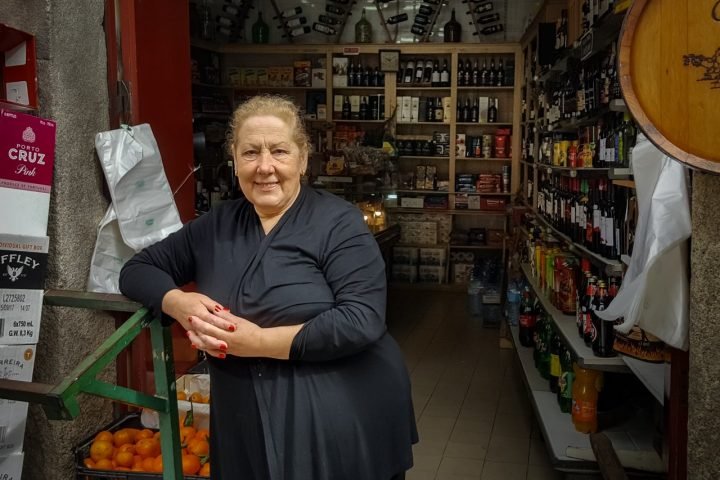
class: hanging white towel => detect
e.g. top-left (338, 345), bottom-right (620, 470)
top-left (87, 124), bottom-right (182, 293)
top-left (596, 134), bottom-right (691, 350)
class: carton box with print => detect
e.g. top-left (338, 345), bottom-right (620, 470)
top-left (0, 345), bottom-right (35, 455)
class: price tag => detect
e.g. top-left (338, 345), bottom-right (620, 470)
top-left (343, 47), bottom-right (360, 56)
top-left (546, 167), bottom-right (553, 175)
top-left (569, 169), bottom-right (578, 178)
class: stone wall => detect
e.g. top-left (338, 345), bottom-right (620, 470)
top-left (0, 1), bottom-right (115, 478)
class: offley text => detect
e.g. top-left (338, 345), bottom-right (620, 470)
top-left (8, 143), bottom-right (46, 165)
top-left (0, 254), bottom-right (40, 270)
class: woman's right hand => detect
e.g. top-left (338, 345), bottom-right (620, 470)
top-left (161, 289), bottom-right (236, 350)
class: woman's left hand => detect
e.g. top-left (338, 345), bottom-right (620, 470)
top-left (187, 310), bottom-right (263, 359)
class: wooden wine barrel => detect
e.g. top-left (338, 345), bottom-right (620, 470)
top-left (619, 0), bottom-right (720, 172)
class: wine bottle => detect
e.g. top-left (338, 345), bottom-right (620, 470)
top-left (312, 22), bottom-right (337, 35)
top-left (414, 14), bottom-right (432, 26)
top-left (355, 8), bottom-right (372, 43)
top-left (326, 5), bottom-right (345, 16)
top-left (354, 61), bottom-right (363, 86)
top-left (443, 8), bottom-right (462, 42)
top-left (440, 60), bottom-right (450, 87)
top-left (471, 97), bottom-right (479, 123)
top-left (423, 60), bottom-right (433, 83)
top-left (252, 11), bottom-right (269, 43)
top-left (404, 60), bottom-right (415, 84)
top-left (282, 26), bottom-right (310, 38)
top-left (347, 62), bottom-right (356, 86)
top-left (470, 2), bottom-right (494, 14)
top-left (434, 97), bottom-right (445, 122)
top-left (411, 24), bottom-right (426, 36)
top-left (480, 24), bottom-right (504, 35)
top-left (419, 5), bottom-right (434, 16)
top-left (488, 97), bottom-right (498, 123)
top-left (342, 96), bottom-right (351, 120)
top-left (431, 61), bottom-right (441, 87)
top-left (488, 58), bottom-right (496, 86)
top-left (472, 59), bottom-right (480, 86)
top-left (414, 61), bottom-right (424, 84)
top-left (497, 58), bottom-right (505, 86)
top-left (477, 12), bottom-right (500, 24)
top-left (387, 13), bottom-right (409, 24)
top-left (463, 59), bottom-right (472, 86)
top-left (480, 58), bottom-right (488, 86)
top-left (277, 17), bottom-right (307, 29)
top-left (359, 96), bottom-right (368, 120)
top-left (318, 14), bottom-right (342, 25)
top-left (273, 6), bottom-right (302, 20)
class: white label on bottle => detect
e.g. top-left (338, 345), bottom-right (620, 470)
top-left (593, 207), bottom-right (601, 229)
top-left (600, 213), bottom-right (607, 245)
top-left (599, 138), bottom-right (606, 164)
top-left (606, 146), bottom-right (615, 164)
top-left (607, 217), bottom-right (615, 247)
top-left (441, 71), bottom-right (449, 83)
top-left (571, 204), bottom-right (576, 225)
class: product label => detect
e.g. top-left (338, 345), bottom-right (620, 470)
top-left (0, 235), bottom-right (49, 290)
top-left (0, 110), bottom-right (56, 193)
top-left (0, 289), bottom-right (43, 345)
top-left (550, 354), bottom-right (561, 377)
top-left (559, 371), bottom-right (574, 399)
top-left (519, 313), bottom-right (536, 328)
top-left (572, 398), bottom-right (597, 422)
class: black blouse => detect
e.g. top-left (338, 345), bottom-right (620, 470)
top-left (119, 187), bottom-right (417, 479)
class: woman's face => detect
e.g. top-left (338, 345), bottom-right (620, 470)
top-left (233, 115), bottom-right (307, 216)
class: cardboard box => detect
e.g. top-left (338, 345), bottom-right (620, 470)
top-left (278, 66), bottom-right (294, 87)
top-left (293, 60), bottom-right (311, 87)
top-left (317, 104), bottom-right (327, 120)
top-left (332, 57), bottom-right (348, 87)
top-left (452, 263), bottom-right (475, 284)
top-left (391, 264), bottom-right (417, 283)
top-left (479, 97), bottom-right (489, 123)
top-left (456, 133), bottom-right (466, 158)
top-left (0, 110), bottom-right (57, 236)
top-left (419, 247), bottom-right (446, 266)
top-left (311, 68), bottom-right (326, 88)
top-left (350, 95), bottom-right (360, 120)
top-left (411, 97), bottom-right (419, 123)
top-left (0, 345), bottom-right (35, 455)
top-left (0, 234), bottom-right (49, 289)
top-left (256, 67), bottom-right (268, 87)
top-left (243, 67), bottom-right (257, 86)
top-left (468, 195), bottom-right (481, 210)
top-left (442, 96), bottom-right (452, 123)
top-left (418, 265), bottom-right (444, 283)
top-left (333, 95), bottom-right (344, 118)
top-left (393, 247), bottom-right (419, 265)
top-left (0, 289), bottom-right (43, 344)
top-left (400, 197), bottom-right (424, 209)
top-left (400, 96), bottom-right (412, 123)
top-left (0, 452), bottom-right (24, 479)
top-left (481, 198), bottom-right (508, 211)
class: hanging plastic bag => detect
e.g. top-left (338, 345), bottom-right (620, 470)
top-left (87, 124), bottom-right (182, 293)
top-left (596, 134), bottom-right (690, 350)
top-left (94, 124), bottom-right (183, 251)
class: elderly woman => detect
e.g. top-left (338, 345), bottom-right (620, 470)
top-left (119, 95), bottom-right (417, 479)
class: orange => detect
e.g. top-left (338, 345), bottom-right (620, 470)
top-left (136, 428), bottom-right (154, 441)
top-left (199, 462), bottom-right (211, 477)
top-left (133, 455), bottom-right (144, 468)
top-left (194, 428), bottom-right (210, 441)
top-left (94, 458), bottom-right (114, 470)
top-left (125, 428), bottom-right (140, 441)
top-left (89, 440), bottom-right (114, 462)
top-left (182, 454), bottom-right (202, 475)
top-left (153, 431), bottom-right (161, 442)
top-left (115, 450), bottom-right (134, 468)
top-left (117, 443), bottom-right (135, 455)
top-left (180, 426), bottom-right (197, 445)
top-left (141, 456), bottom-right (155, 472)
top-left (189, 391), bottom-right (205, 403)
top-left (188, 438), bottom-right (209, 457)
top-left (151, 455), bottom-right (164, 473)
top-left (203, 394), bottom-right (211, 403)
top-left (94, 430), bottom-right (113, 443)
top-left (82, 458), bottom-right (95, 469)
top-left (132, 465), bottom-right (145, 472)
top-left (112, 429), bottom-right (133, 448)
top-left (114, 466), bottom-right (131, 472)
top-left (177, 391), bottom-right (187, 401)
top-left (135, 438), bottom-right (160, 458)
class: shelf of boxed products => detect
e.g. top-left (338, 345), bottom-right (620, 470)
top-left (456, 86), bottom-right (515, 92)
top-left (399, 156), bottom-right (450, 161)
top-left (511, 322), bottom-right (660, 471)
top-left (396, 87), bottom-right (452, 92)
top-left (529, 210), bottom-right (623, 273)
top-left (334, 119), bottom-right (386, 124)
top-left (457, 157), bottom-right (513, 162)
top-left (398, 122), bottom-right (451, 126)
top-left (456, 122), bottom-right (513, 127)
top-left (520, 263), bottom-right (628, 372)
top-left (386, 207), bottom-right (508, 217)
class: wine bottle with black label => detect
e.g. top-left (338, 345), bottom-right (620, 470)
top-left (387, 13), bottom-right (409, 24)
top-left (313, 22), bottom-right (336, 35)
top-left (273, 6), bottom-right (302, 19)
top-left (325, 5), bottom-right (345, 16)
top-left (480, 24), bottom-right (504, 35)
top-left (318, 14), bottom-right (342, 25)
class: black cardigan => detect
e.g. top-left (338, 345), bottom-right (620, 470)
top-left (120, 187), bottom-right (417, 479)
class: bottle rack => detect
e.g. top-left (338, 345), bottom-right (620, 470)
top-left (269, 0), bottom-right (295, 43)
top-left (419, 3), bottom-right (445, 43)
top-left (373, 0), bottom-right (397, 43)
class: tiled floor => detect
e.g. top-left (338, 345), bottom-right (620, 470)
top-left (387, 289), bottom-right (565, 480)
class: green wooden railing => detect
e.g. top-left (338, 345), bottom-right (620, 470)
top-left (0, 290), bottom-right (184, 479)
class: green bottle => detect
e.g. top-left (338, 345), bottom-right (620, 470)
top-left (558, 347), bottom-right (575, 413)
top-left (252, 11), bottom-right (269, 44)
top-left (355, 8), bottom-right (372, 43)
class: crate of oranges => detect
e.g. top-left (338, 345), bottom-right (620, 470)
top-left (75, 412), bottom-right (210, 478)
top-left (141, 374), bottom-right (210, 431)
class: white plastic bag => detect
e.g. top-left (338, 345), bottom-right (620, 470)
top-left (87, 124), bottom-right (183, 293)
top-left (596, 134), bottom-right (690, 350)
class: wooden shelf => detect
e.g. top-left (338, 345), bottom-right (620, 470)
top-left (333, 86), bottom-right (385, 91)
top-left (456, 86), bottom-right (515, 91)
top-left (613, 179), bottom-right (636, 189)
top-left (387, 208), bottom-right (508, 217)
top-left (397, 122), bottom-right (451, 126)
top-left (529, 209), bottom-right (623, 272)
top-left (456, 157), bottom-right (512, 162)
top-left (622, 355), bottom-right (665, 405)
top-left (396, 86), bottom-right (451, 91)
top-left (510, 324), bottom-right (663, 472)
top-left (520, 263), bottom-right (627, 372)
top-left (398, 156), bottom-right (450, 160)
top-left (457, 122), bottom-right (513, 127)
top-left (333, 119), bottom-right (385, 123)
top-left (449, 244), bottom-right (504, 250)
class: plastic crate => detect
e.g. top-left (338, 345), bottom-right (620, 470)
top-left (74, 413), bottom-right (206, 480)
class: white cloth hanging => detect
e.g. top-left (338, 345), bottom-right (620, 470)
top-left (87, 124), bottom-right (182, 293)
top-left (596, 134), bottom-right (691, 350)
